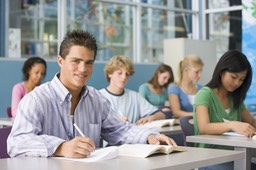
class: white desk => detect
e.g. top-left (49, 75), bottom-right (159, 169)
top-left (157, 125), bottom-right (183, 146)
top-left (157, 125), bottom-right (182, 135)
top-left (0, 117), bottom-right (13, 126)
top-left (0, 147), bottom-right (244, 170)
top-left (187, 134), bottom-right (256, 170)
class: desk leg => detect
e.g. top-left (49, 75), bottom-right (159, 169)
top-left (234, 147), bottom-right (255, 170)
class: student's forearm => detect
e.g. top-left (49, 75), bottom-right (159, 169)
top-left (198, 121), bottom-right (243, 135)
top-left (150, 111), bottom-right (165, 120)
top-left (172, 110), bottom-right (193, 118)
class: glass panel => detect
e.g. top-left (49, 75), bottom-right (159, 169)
top-left (242, 1), bottom-right (256, 108)
top-left (206, 10), bottom-right (242, 58)
top-left (141, 7), bottom-right (193, 62)
top-left (66, 0), bottom-right (133, 61)
top-left (140, 0), bottom-right (192, 10)
top-left (9, 0), bottom-right (58, 58)
top-left (206, 0), bottom-right (230, 9)
top-left (206, 0), bottom-right (241, 9)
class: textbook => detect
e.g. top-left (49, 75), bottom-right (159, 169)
top-left (118, 144), bottom-right (186, 158)
top-left (142, 119), bottom-right (178, 128)
top-left (52, 146), bottom-right (118, 162)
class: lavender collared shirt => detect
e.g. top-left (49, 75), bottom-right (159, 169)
top-left (7, 74), bottom-right (159, 157)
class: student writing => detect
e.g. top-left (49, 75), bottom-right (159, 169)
top-left (7, 30), bottom-right (176, 158)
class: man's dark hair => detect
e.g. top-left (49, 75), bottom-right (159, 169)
top-left (59, 30), bottom-right (97, 59)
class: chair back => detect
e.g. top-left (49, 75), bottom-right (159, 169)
top-left (179, 116), bottom-right (194, 146)
top-left (6, 107), bottom-right (12, 118)
top-left (159, 106), bottom-right (174, 119)
top-left (0, 126), bottom-right (12, 158)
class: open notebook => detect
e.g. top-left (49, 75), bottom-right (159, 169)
top-left (222, 132), bottom-right (247, 137)
top-left (223, 132), bottom-right (256, 140)
top-left (52, 146), bottom-right (118, 162)
top-left (52, 144), bottom-right (185, 162)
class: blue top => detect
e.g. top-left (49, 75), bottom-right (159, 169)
top-left (138, 83), bottom-right (168, 107)
top-left (7, 74), bottom-right (159, 157)
top-left (168, 84), bottom-right (202, 112)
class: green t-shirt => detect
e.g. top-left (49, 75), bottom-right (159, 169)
top-left (193, 86), bottom-right (245, 150)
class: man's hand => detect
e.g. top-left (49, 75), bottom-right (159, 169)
top-left (119, 115), bottom-right (129, 122)
top-left (54, 136), bottom-right (95, 158)
top-left (147, 134), bottom-right (177, 146)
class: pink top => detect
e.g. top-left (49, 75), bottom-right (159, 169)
top-left (11, 82), bottom-right (26, 117)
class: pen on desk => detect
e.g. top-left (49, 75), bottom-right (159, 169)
top-left (73, 123), bottom-right (85, 137)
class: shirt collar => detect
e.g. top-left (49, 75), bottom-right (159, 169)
top-left (50, 73), bottom-right (89, 104)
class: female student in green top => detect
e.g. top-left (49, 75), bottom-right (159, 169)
top-left (194, 49), bottom-right (256, 143)
top-left (193, 49), bottom-right (256, 169)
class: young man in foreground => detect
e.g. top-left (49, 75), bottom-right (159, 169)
top-left (7, 30), bottom-right (176, 158)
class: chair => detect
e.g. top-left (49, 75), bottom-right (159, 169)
top-left (159, 106), bottom-right (174, 119)
top-left (6, 107), bottom-right (12, 118)
top-left (179, 116), bottom-right (194, 146)
top-left (0, 126), bottom-right (12, 158)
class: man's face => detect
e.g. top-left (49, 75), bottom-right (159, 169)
top-left (58, 45), bottom-right (95, 92)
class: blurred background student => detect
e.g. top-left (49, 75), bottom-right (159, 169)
top-left (193, 49), bottom-right (256, 170)
top-left (11, 56), bottom-right (47, 117)
top-left (139, 63), bottom-right (174, 119)
top-left (99, 55), bottom-right (165, 125)
top-left (168, 55), bottom-right (203, 118)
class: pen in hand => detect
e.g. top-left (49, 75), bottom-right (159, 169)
top-left (73, 123), bottom-right (95, 151)
top-left (118, 111), bottom-right (129, 122)
top-left (73, 123), bottom-right (85, 137)
top-left (118, 111), bottom-right (124, 116)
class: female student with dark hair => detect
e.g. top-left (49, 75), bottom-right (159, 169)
top-left (11, 56), bottom-right (47, 117)
top-left (139, 63), bottom-right (174, 118)
top-left (193, 49), bottom-right (256, 170)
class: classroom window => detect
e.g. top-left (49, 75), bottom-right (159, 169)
top-left (3, 0), bottom-right (242, 64)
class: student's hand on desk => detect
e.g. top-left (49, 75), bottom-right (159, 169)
top-left (147, 134), bottom-right (177, 146)
top-left (54, 136), bottom-right (95, 158)
top-left (136, 116), bottom-right (153, 125)
top-left (230, 121), bottom-right (256, 137)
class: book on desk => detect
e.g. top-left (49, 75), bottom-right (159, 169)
top-left (142, 119), bottom-right (179, 128)
top-left (118, 144), bottom-right (185, 158)
top-left (52, 144), bottom-right (185, 162)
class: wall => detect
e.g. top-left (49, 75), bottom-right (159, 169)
top-left (164, 38), bottom-right (217, 86)
top-left (0, 58), bottom-right (158, 117)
